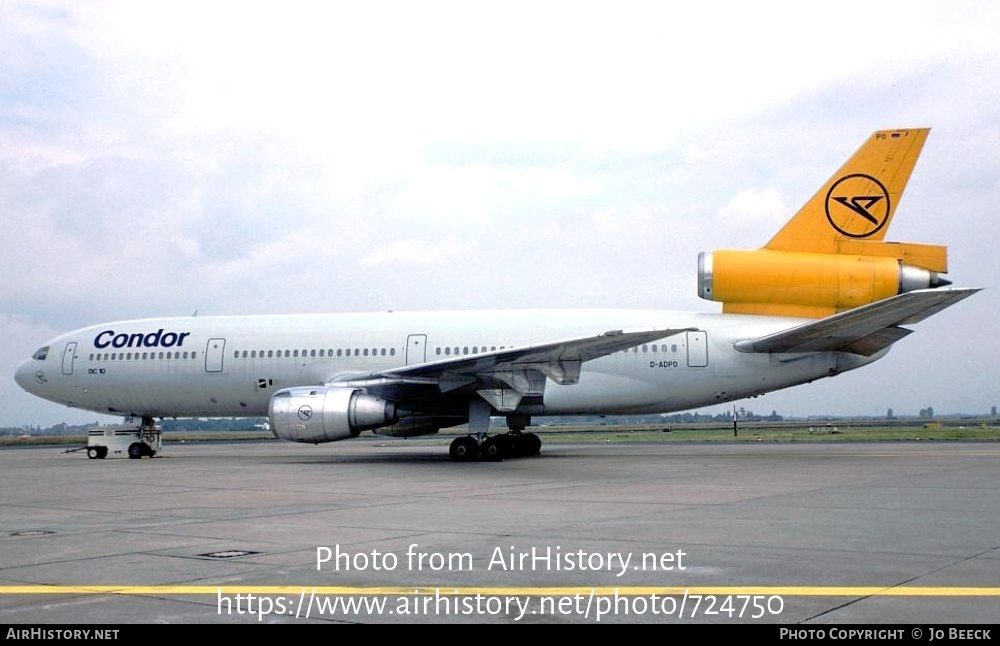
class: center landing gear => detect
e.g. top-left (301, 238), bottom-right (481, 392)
top-left (508, 431), bottom-right (542, 457)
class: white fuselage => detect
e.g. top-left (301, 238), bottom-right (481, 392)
top-left (14, 308), bottom-right (880, 422)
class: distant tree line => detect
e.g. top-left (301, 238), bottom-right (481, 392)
top-left (0, 418), bottom-right (269, 436)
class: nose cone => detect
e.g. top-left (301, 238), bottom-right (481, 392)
top-left (14, 359), bottom-right (43, 395)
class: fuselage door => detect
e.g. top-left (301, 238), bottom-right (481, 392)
top-left (406, 334), bottom-right (427, 366)
top-left (686, 331), bottom-right (708, 367)
top-left (205, 338), bottom-right (226, 373)
top-left (61, 342), bottom-right (77, 375)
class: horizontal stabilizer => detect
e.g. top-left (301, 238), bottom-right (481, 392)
top-left (734, 288), bottom-right (979, 356)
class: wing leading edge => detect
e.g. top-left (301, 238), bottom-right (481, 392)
top-left (734, 288), bottom-right (979, 356)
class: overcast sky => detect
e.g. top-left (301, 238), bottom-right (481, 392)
top-left (2, 1), bottom-right (998, 428)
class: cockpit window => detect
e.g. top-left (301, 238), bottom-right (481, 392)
top-left (32, 346), bottom-right (49, 361)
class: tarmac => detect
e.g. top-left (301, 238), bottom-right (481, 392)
top-left (1, 438), bottom-right (998, 624)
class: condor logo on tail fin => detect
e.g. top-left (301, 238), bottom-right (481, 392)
top-left (826, 173), bottom-right (890, 237)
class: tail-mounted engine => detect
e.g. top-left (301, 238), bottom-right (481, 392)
top-left (269, 386), bottom-right (396, 443)
top-left (698, 247), bottom-right (951, 318)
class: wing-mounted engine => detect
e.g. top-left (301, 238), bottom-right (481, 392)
top-left (698, 247), bottom-right (951, 318)
top-left (269, 386), bottom-right (396, 443)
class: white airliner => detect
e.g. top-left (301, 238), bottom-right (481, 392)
top-left (15, 128), bottom-right (978, 461)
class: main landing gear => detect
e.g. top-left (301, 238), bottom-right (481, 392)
top-left (449, 403), bottom-right (541, 462)
top-left (448, 431), bottom-right (542, 462)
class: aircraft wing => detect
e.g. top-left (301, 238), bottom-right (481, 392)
top-left (734, 288), bottom-right (980, 356)
top-left (328, 327), bottom-right (695, 402)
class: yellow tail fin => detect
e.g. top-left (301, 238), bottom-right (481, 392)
top-left (766, 128), bottom-right (931, 254)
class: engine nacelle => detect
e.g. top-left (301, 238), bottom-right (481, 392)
top-left (269, 386), bottom-right (396, 443)
top-left (698, 249), bottom-right (949, 317)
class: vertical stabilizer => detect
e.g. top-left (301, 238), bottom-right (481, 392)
top-left (765, 128), bottom-right (930, 254)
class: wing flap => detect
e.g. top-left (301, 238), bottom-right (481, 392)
top-left (735, 288), bottom-right (979, 356)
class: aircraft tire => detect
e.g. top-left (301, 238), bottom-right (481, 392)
top-left (480, 436), bottom-right (505, 462)
top-left (449, 436), bottom-right (479, 462)
top-left (505, 432), bottom-right (541, 457)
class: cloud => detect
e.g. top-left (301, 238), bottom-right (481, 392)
top-left (361, 236), bottom-right (468, 267)
top-left (716, 188), bottom-right (789, 229)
